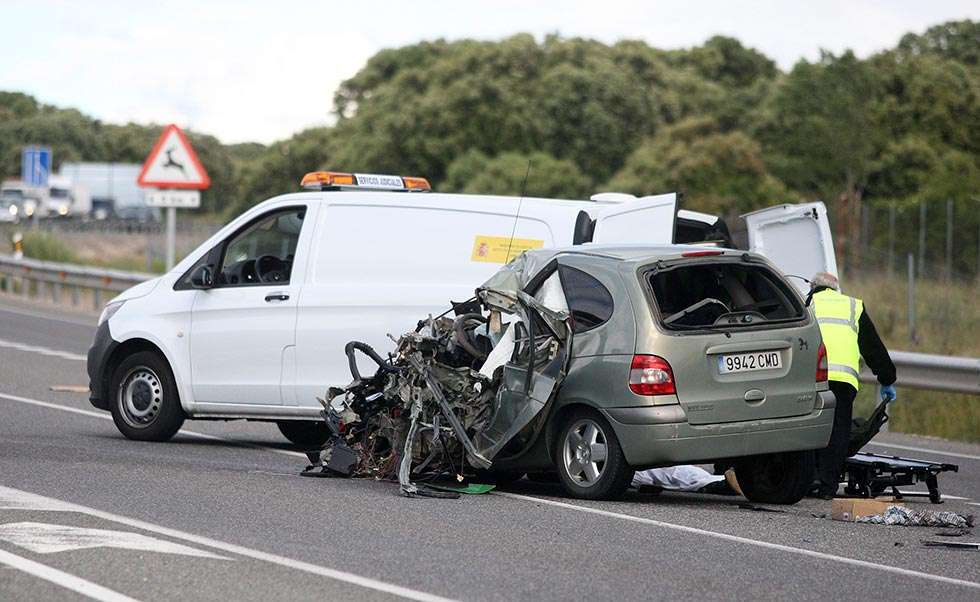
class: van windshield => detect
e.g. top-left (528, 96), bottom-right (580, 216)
top-left (648, 261), bottom-right (804, 329)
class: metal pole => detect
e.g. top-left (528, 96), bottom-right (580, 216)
top-left (918, 202), bottom-right (927, 277)
top-left (945, 198), bottom-right (953, 283)
top-left (887, 203), bottom-right (895, 278)
top-left (907, 252), bottom-right (916, 344)
top-left (165, 206), bottom-right (176, 270)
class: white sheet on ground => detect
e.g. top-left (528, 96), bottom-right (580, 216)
top-left (632, 465), bottom-right (724, 491)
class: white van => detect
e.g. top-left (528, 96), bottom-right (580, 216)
top-left (87, 171), bottom-right (835, 444)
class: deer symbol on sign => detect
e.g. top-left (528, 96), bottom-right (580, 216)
top-left (163, 147), bottom-right (187, 176)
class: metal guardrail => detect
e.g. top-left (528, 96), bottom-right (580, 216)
top-left (0, 254), bottom-right (154, 311)
top-left (1, 254), bottom-right (978, 394)
top-left (861, 351), bottom-right (980, 395)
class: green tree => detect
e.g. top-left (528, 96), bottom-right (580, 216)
top-left (896, 20), bottom-right (980, 66)
top-left (606, 118), bottom-right (792, 217)
top-left (444, 150), bottom-right (592, 199)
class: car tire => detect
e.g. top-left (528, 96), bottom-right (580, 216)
top-left (276, 421), bottom-right (331, 448)
top-left (734, 450), bottom-right (815, 505)
top-left (555, 409), bottom-right (633, 500)
top-left (109, 351), bottom-right (185, 442)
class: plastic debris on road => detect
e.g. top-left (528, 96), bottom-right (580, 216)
top-left (857, 505), bottom-right (975, 528)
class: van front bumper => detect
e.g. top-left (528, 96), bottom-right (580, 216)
top-left (601, 390), bottom-right (836, 469)
top-left (87, 321), bottom-right (118, 411)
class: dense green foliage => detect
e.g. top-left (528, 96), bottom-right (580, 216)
top-left (1, 20), bottom-right (978, 275)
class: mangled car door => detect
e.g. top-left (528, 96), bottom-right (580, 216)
top-left (474, 269), bottom-right (572, 461)
top-left (591, 193), bottom-right (677, 245)
top-left (741, 202), bottom-right (838, 294)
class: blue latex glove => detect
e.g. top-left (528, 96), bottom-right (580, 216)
top-left (880, 384), bottom-right (897, 403)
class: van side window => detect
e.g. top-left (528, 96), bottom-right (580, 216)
top-left (216, 208), bottom-right (305, 287)
top-left (558, 265), bottom-right (614, 332)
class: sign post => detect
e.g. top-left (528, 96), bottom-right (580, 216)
top-left (137, 125), bottom-right (210, 270)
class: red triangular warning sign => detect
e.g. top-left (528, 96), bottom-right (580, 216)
top-left (137, 124), bottom-right (210, 189)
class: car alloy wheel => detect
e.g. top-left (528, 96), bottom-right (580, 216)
top-left (561, 417), bottom-right (609, 487)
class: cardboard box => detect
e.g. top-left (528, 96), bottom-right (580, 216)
top-left (831, 498), bottom-right (903, 522)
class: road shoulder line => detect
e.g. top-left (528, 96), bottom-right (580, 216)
top-left (0, 338), bottom-right (87, 361)
top-left (495, 491), bottom-right (980, 591)
top-left (866, 441), bottom-right (980, 462)
top-left (0, 391), bottom-right (306, 460)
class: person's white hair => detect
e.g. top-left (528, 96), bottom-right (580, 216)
top-left (810, 271), bottom-right (840, 291)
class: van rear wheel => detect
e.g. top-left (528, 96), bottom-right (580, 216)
top-left (556, 409), bottom-right (633, 500)
top-left (276, 421), bottom-right (331, 448)
top-left (734, 450), bottom-right (815, 505)
top-left (109, 351), bottom-right (185, 442)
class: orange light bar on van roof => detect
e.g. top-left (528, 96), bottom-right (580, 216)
top-left (300, 171), bottom-right (431, 192)
top-left (682, 250), bottom-right (724, 257)
top-left (301, 171), bottom-right (355, 189)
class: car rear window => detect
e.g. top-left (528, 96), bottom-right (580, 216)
top-left (647, 261), bottom-right (804, 330)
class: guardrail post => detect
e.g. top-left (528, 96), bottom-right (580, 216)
top-left (37, 280), bottom-right (46, 300)
top-left (21, 276), bottom-right (29, 299)
top-left (71, 285), bottom-right (80, 307)
top-left (93, 288), bottom-right (102, 312)
top-left (907, 253), bottom-right (917, 344)
top-left (53, 281), bottom-right (61, 304)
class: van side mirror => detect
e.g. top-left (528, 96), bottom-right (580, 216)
top-left (190, 265), bottom-right (214, 289)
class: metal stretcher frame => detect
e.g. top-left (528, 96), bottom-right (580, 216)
top-left (842, 451), bottom-right (958, 504)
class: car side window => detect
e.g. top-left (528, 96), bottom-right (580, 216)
top-left (216, 207), bottom-right (305, 287)
top-left (558, 265), bottom-right (614, 332)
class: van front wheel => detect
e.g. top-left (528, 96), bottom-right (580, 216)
top-left (734, 450), bottom-right (815, 505)
top-left (110, 351), bottom-right (185, 442)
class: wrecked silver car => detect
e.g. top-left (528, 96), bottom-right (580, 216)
top-left (305, 245), bottom-right (835, 503)
top-left (304, 250), bottom-right (571, 498)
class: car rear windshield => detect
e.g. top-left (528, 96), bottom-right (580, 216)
top-left (647, 261), bottom-right (804, 330)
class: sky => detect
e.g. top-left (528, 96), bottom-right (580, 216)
top-left (2, 1), bottom-right (977, 145)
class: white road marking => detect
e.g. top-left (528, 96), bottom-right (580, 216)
top-left (495, 492), bottom-right (980, 591)
top-left (0, 391), bottom-right (306, 460)
top-left (867, 441), bottom-right (980, 462)
top-left (0, 548), bottom-right (140, 602)
top-left (0, 303), bottom-right (97, 327)
top-left (0, 486), bottom-right (455, 602)
top-left (893, 491), bottom-right (970, 501)
top-left (0, 337), bottom-right (86, 361)
top-left (0, 522), bottom-right (229, 560)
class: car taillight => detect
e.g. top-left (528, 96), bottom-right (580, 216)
top-left (629, 355), bottom-right (676, 396)
top-left (816, 343), bottom-right (828, 383)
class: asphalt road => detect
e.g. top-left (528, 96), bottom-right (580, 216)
top-left (1, 296), bottom-right (979, 601)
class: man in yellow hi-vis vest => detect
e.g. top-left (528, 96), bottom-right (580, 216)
top-left (809, 272), bottom-right (897, 499)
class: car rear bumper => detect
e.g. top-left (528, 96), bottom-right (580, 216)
top-left (87, 321), bottom-right (118, 411)
top-left (602, 390), bottom-right (836, 469)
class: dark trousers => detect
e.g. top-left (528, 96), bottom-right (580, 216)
top-left (816, 381), bottom-right (857, 492)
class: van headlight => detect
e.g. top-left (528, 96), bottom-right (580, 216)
top-left (99, 300), bottom-right (126, 326)
top-left (7, 204), bottom-right (16, 216)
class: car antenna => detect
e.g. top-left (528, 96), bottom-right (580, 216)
top-left (504, 159), bottom-right (532, 264)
